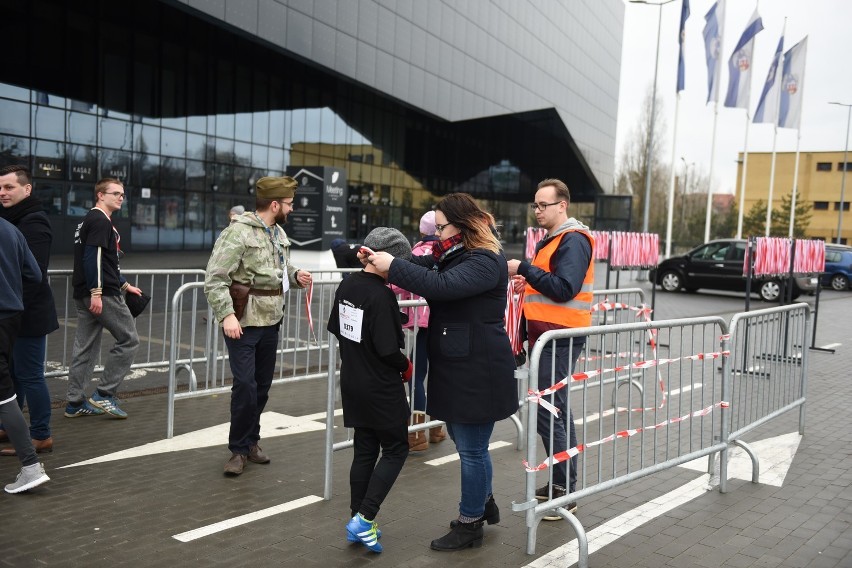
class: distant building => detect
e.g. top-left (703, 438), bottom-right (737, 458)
top-left (1, 0), bottom-right (623, 252)
top-left (736, 152), bottom-right (851, 243)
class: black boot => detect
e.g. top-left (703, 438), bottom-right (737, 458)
top-left (449, 495), bottom-right (500, 528)
top-left (430, 520), bottom-right (484, 551)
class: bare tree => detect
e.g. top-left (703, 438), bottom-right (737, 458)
top-left (615, 87), bottom-right (669, 234)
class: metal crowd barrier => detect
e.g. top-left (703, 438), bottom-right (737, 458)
top-left (164, 269), bottom-right (357, 438)
top-left (47, 269), bottom-right (207, 379)
top-left (516, 303), bottom-right (810, 568)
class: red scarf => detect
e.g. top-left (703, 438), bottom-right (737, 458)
top-left (432, 233), bottom-right (464, 263)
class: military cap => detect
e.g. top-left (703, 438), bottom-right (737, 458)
top-left (256, 176), bottom-right (298, 199)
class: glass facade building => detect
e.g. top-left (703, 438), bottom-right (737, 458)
top-left (0, 0), bottom-right (623, 253)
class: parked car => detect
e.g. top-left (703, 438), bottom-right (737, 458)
top-left (822, 245), bottom-right (852, 290)
top-left (653, 239), bottom-right (818, 302)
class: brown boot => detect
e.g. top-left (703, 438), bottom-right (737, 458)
top-left (429, 417), bottom-right (447, 444)
top-left (409, 412), bottom-right (428, 451)
top-left (0, 437), bottom-right (54, 456)
top-left (223, 453), bottom-right (247, 475)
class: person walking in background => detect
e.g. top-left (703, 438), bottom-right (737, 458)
top-left (327, 227), bottom-right (413, 554)
top-left (331, 238), bottom-right (363, 270)
top-left (389, 210), bottom-right (443, 451)
top-left (66, 178), bottom-right (143, 420)
top-left (205, 176), bottom-right (312, 476)
top-left (507, 178), bottom-right (594, 520)
top-left (0, 216), bottom-right (50, 493)
top-left (365, 193), bottom-right (517, 551)
top-left (228, 205), bottom-right (245, 223)
top-left (0, 166), bottom-right (59, 456)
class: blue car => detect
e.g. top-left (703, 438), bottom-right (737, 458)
top-left (823, 245), bottom-right (852, 291)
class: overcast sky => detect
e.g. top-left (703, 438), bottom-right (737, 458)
top-left (616, 0), bottom-right (852, 195)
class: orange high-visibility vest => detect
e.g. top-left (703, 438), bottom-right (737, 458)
top-left (523, 229), bottom-right (595, 328)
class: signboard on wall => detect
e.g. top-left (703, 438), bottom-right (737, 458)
top-left (283, 166), bottom-right (347, 250)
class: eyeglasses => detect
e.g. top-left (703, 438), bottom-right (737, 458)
top-left (104, 192), bottom-right (125, 199)
top-left (530, 201), bottom-right (564, 211)
top-left (435, 222), bottom-right (453, 232)
top-left (278, 200), bottom-right (293, 207)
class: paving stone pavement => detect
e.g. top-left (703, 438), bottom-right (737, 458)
top-left (1, 257), bottom-right (850, 568)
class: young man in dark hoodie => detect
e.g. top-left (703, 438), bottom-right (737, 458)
top-left (507, 178), bottom-right (595, 520)
top-left (0, 165), bottom-right (59, 455)
top-left (327, 227), bottom-right (413, 554)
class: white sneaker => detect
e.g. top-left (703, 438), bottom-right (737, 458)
top-left (5, 462), bottom-right (50, 493)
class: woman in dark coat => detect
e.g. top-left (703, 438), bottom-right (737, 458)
top-left (366, 193), bottom-right (517, 551)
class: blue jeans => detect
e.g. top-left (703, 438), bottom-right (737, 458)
top-left (10, 336), bottom-right (51, 440)
top-left (536, 339), bottom-right (582, 491)
top-left (446, 421), bottom-right (494, 520)
top-left (224, 323), bottom-right (279, 455)
top-left (408, 327), bottom-right (429, 412)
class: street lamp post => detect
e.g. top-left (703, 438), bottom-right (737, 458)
top-left (830, 102), bottom-right (852, 245)
top-left (679, 157), bottom-right (693, 235)
top-left (630, 0), bottom-right (677, 234)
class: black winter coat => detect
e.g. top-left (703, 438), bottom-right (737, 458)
top-left (388, 247), bottom-right (518, 424)
top-left (0, 196), bottom-right (59, 337)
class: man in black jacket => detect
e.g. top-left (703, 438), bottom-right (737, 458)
top-left (0, 166), bottom-right (59, 455)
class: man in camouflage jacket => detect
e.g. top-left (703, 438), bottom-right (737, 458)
top-left (204, 176), bottom-right (312, 475)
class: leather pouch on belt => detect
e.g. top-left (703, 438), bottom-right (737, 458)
top-left (228, 283), bottom-right (251, 321)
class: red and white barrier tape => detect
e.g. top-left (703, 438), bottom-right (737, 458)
top-left (504, 281), bottom-right (526, 355)
top-left (522, 401), bottom-right (730, 472)
top-left (305, 281), bottom-right (318, 344)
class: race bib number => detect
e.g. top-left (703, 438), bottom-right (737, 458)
top-left (338, 303), bottom-right (364, 343)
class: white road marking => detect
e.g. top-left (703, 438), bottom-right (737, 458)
top-left (172, 495), bottom-right (323, 542)
top-left (59, 412), bottom-right (325, 468)
top-left (575, 384), bottom-right (702, 426)
top-left (424, 441), bottom-right (512, 466)
top-left (524, 432), bottom-right (801, 567)
top-left (523, 476), bottom-right (709, 568)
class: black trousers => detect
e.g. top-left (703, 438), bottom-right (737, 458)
top-left (224, 323), bottom-right (279, 455)
top-left (350, 423), bottom-right (409, 520)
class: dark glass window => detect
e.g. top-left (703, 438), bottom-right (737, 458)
top-left (186, 133), bottom-right (206, 161)
top-left (32, 105), bottom-right (65, 141)
top-left (67, 184), bottom-right (94, 216)
top-left (0, 83), bottom-right (29, 101)
top-left (161, 128), bottom-right (186, 158)
top-left (216, 114), bottom-right (234, 139)
top-left (135, 125), bottom-right (160, 154)
top-left (159, 192), bottom-right (184, 250)
top-left (252, 111), bottom-right (269, 146)
top-left (813, 201), bottom-right (829, 210)
top-left (186, 160), bottom-right (206, 191)
top-left (33, 140), bottom-right (65, 180)
top-left (816, 162), bottom-right (832, 172)
top-left (839, 162), bottom-right (852, 172)
top-left (131, 187), bottom-right (159, 251)
top-left (99, 149), bottom-right (132, 182)
top-left (0, 135), bottom-right (31, 169)
top-left (235, 113), bottom-right (252, 142)
top-left (1, 99), bottom-right (30, 136)
top-left (36, 182), bottom-right (63, 216)
top-left (68, 112), bottom-right (97, 145)
top-left (269, 111), bottom-right (285, 148)
top-left (68, 144), bottom-right (97, 182)
top-left (834, 202), bottom-right (851, 211)
top-left (100, 118), bottom-right (133, 150)
top-left (184, 192), bottom-right (206, 248)
top-left (136, 154), bottom-right (160, 187)
top-left (161, 157), bottom-right (186, 188)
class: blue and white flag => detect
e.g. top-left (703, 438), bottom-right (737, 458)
top-left (724, 9), bottom-right (763, 109)
top-left (703, 0), bottom-right (726, 103)
top-left (677, 0), bottom-right (690, 92)
top-left (753, 35), bottom-right (784, 123)
top-left (778, 37), bottom-right (807, 130)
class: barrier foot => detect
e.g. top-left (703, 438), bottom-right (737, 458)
top-left (809, 346), bottom-right (836, 354)
top-left (731, 439), bottom-right (759, 484)
top-left (559, 510), bottom-right (589, 568)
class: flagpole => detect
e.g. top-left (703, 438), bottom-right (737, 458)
top-left (705, 103), bottom-right (719, 242)
top-left (765, 124), bottom-right (779, 236)
top-left (736, 116), bottom-right (751, 239)
top-left (788, 132), bottom-right (802, 237)
top-left (665, 92), bottom-right (681, 258)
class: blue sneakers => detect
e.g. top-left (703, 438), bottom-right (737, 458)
top-left (346, 514), bottom-right (383, 553)
top-left (346, 525), bottom-right (382, 543)
top-left (89, 392), bottom-right (128, 419)
top-left (64, 400), bottom-right (105, 418)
